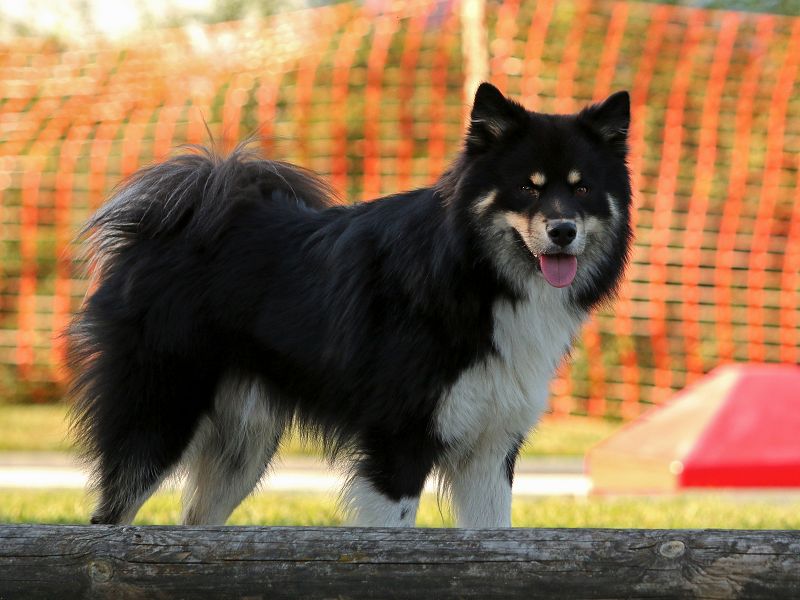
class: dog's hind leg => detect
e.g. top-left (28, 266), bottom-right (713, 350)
top-left (181, 375), bottom-right (288, 525)
top-left (72, 346), bottom-right (217, 524)
top-left (85, 368), bottom-right (215, 525)
top-left (90, 464), bottom-right (168, 525)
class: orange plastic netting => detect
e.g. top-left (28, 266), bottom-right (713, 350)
top-left (0, 0), bottom-right (798, 417)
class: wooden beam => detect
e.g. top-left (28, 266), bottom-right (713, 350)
top-left (1, 526), bottom-right (799, 599)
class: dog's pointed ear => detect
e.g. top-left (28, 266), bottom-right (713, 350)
top-left (466, 83), bottom-right (527, 152)
top-left (579, 91), bottom-right (630, 157)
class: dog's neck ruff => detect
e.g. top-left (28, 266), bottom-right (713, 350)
top-left (435, 278), bottom-right (585, 453)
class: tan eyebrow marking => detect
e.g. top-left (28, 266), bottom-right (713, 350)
top-left (530, 172), bottom-right (546, 186)
top-left (567, 169), bottom-right (582, 185)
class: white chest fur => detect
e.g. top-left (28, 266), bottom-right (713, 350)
top-left (435, 281), bottom-right (585, 452)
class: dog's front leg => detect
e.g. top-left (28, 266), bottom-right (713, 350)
top-left (343, 431), bottom-right (438, 527)
top-left (444, 434), bottom-right (524, 528)
top-left (344, 476), bottom-right (423, 527)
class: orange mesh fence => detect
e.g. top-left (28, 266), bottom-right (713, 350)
top-left (0, 0), bottom-right (798, 418)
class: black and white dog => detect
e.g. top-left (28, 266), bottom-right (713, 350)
top-left (68, 83), bottom-right (631, 527)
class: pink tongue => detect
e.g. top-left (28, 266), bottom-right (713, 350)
top-left (539, 254), bottom-right (578, 288)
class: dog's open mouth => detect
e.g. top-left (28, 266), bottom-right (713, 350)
top-left (537, 253), bottom-right (578, 288)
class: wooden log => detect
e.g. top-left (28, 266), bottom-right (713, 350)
top-left (1, 526), bottom-right (799, 599)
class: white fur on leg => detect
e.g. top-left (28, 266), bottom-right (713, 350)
top-left (343, 476), bottom-right (420, 527)
top-left (443, 441), bottom-right (514, 528)
top-left (182, 374), bottom-right (286, 525)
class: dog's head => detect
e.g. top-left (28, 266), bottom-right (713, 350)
top-left (442, 83), bottom-right (632, 309)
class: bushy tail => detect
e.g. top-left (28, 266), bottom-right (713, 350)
top-left (82, 142), bottom-right (338, 279)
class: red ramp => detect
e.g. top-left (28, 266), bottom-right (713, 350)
top-left (587, 364), bottom-right (800, 493)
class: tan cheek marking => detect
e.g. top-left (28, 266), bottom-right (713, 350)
top-left (505, 212), bottom-right (529, 233)
top-left (472, 190), bottom-right (498, 215)
top-left (530, 172), bottom-right (546, 186)
top-left (567, 170), bottom-right (582, 185)
top-left (503, 212), bottom-right (535, 251)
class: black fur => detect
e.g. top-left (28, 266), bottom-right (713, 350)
top-left (504, 434), bottom-right (526, 486)
top-left (68, 84), bottom-right (632, 525)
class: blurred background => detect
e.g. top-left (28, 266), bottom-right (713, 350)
top-left (0, 0), bottom-right (799, 526)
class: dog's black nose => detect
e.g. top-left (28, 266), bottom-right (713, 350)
top-left (547, 221), bottom-right (577, 247)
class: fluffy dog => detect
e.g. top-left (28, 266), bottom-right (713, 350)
top-left (68, 83), bottom-right (631, 527)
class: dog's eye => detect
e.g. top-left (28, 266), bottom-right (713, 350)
top-left (520, 182), bottom-right (540, 198)
top-left (575, 185), bottom-right (590, 197)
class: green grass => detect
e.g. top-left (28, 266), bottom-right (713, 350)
top-left (0, 404), bottom-right (621, 458)
top-left (2, 489), bottom-right (799, 529)
top-left (523, 416), bottom-right (621, 458)
top-left (0, 404), bottom-right (72, 452)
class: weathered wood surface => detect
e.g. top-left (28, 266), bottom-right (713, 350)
top-left (1, 526), bottom-right (799, 599)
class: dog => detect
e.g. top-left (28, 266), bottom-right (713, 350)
top-left (68, 83), bottom-right (632, 527)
